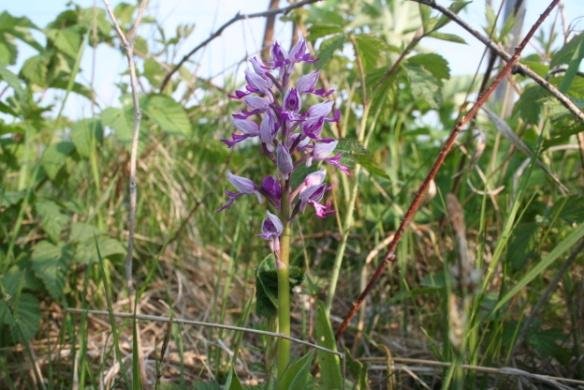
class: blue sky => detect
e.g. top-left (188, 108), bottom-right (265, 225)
top-left (4, 1), bottom-right (584, 118)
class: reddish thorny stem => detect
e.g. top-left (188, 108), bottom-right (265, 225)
top-left (335, 0), bottom-right (561, 339)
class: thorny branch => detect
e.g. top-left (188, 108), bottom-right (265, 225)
top-left (410, 0), bottom-right (584, 124)
top-left (159, 0), bottom-right (321, 92)
top-left (336, 0), bottom-right (561, 338)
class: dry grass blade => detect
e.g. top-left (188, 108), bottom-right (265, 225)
top-left (65, 308), bottom-right (343, 358)
top-left (362, 357), bottom-right (584, 388)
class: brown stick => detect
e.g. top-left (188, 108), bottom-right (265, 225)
top-left (159, 0), bottom-right (321, 93)
top-left (336, 0), bottom-right (561, 339)
top-left (261, 0), bottom-right (280, 61)
top-left (409, 0), bottom-right (584, 124)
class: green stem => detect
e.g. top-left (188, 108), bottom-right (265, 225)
top-left (325, 165), bottom-right (361, 313)
top-left (277, 185), bottom-right (291, 379)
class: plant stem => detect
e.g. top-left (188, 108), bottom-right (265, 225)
top-left (277, 183), bottom-right (291, 377)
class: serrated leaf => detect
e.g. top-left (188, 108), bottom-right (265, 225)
top-left (404, 63), bottom-right (442, 109)
top-left (69, 222), bottom-right (101, 243)
top-left (71, 118), bottom-right (103, 157)
top-left (31, 241), bottom-right (70, 300)
top-left (36, 200), bottom-right (68, 242)
top-left (277, 351), bottom-right (314, 390)
top-left (354, 34), bottom-right (388, 72)
top-left (143, 94), bottom-right (191, 135)
top-left (315, 304), bottom-right (343, 390)
top-left (317, 34), bottom-right (345, 70)
top-left (76, 237), bottom-right (126, 264)
top-left (42, 141), bottom-right (75, 180)
top-left (4, 293), bottom-right (41, 342)
top-left (407, 53), bottom-right (450, 81)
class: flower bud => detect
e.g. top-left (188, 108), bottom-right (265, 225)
top-left (284, 88), bottom-right (301, 112)
top-left (276, 144), bottom-right (294, 178)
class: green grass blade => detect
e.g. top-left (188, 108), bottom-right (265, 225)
top-left (494, 223), bottom-right (584, 311)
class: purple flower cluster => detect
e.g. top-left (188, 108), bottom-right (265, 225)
top-left (219, 37), bottom-right (348, 257)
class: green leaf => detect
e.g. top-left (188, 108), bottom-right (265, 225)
top-left (407, 53), bottom-right (450, 81)
top-left (551, 33), bottom-right (584, 67)
top-left (404, 63), bottom-right (442, 109)
top-left (0, 293), bottom-right (41, 342)
top-left (513, 85), bottom-right (548, 124)
top-left (0, 65), bottom-right (25, 98)
top-left (101, 106), bottom-right (134, 143)
top-left (428, 31), bottom-right (466, 44)
top-left (31, 241), bottom-right (70, 300)
top-left (495, 223), bottom-right (584, 311)
top-left (46, 27), bottom-right (83, 59)
top-left (71, 119), bottom-right (103, 157)
top-left (36, 200), bottom-right (68, 242)
top-left (20, 54), bottom-right (49, 87)
top-left (42, 141), bottom-right (75, 180)
top-left (0, 40), bottom-right (17, 65)
top-left (315, 304), bottom-right (343, 390)
top-left (143, 58), bottom-right (165, 87)
top-left (557, 33), bottom-right (584, 93)
top-left (142, 94), bottom-right (191, 135)
top-left (434, 1), bottom-right (471, 31)
top-left (345, 347), bottom-right (368, 390)
top-left (76, 237), bottom-right (126, 264)
top-left (317, 34), bottom-right (345, 70)
top-left (223, 367), bottom-right (243, 390)
top-left (69, 222), bottom-right (102, 243)
top-left (277, 351), bottom-right (315, 390)
top-left (255, 256), bottom-right (303, 318)
top-left (336, 138), bottom-right (388, 179)
top-left (354, 34), bottom-right (388, 72)
top-left (309, 24), bottom-right (344, 41)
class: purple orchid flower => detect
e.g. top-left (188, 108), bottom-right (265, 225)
top-left (259, 211), bottom-right (283, 255)
top-left (220, 36), bottom-right (348, 255)
top-left (218, 172), bottom-right (263, 211)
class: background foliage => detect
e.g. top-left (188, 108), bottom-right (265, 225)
top-left (1, 0), bottom-right (583, 388)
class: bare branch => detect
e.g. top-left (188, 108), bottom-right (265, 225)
top-left (410, 0), bottom-right (584, 124)
top-left (102, 1), bottom-right (147, 384)
top-left (336, 0), bottom-right (561, 339)
top-left (103, 0), bottom-right (146, 293)
top-left (159, 0), bottom-right (322, 92)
